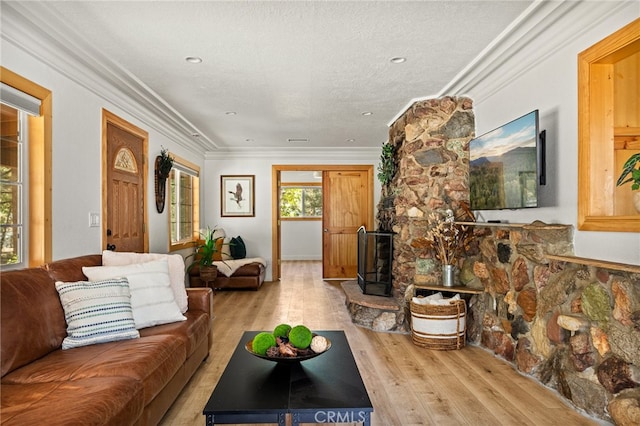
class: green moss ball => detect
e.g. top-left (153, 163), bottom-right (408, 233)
top-left (288, 325), bottom-right (312, 349)
top-left (252, 332), bottom-right (276, 355)
top-left (273, 323), bottom-right (292, 338)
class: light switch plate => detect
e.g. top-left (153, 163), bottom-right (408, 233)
top-left (89, 212), bottom-right (100, 227)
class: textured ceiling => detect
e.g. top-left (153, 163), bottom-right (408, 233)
top-left (5, 1), bottom-right (533, 150)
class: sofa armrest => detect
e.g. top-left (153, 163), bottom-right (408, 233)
top-left (187, 287), bottom-right (214, 350)
top-left (186, 287), bottom-right (213, 317)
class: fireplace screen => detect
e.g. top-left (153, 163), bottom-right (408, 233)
top-left (357, 227), bottom-right (393, 296)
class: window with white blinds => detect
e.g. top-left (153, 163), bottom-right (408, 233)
top-left (169, 156), bottom-right (200, 250)
top-left (0, 83), bottom-right (41, 267)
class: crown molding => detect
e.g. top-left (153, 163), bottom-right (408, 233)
top-left (205, 146), bottom-right (380, 160)
top-left (441, 0), bottom-right (636, 102)
top-left (7, 0), bottom-right (633, 153)
top-left (1, 2), bottom-right (216, 156)
top-left (387, 0), bottom-right (637, 126)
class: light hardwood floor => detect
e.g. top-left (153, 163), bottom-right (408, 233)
top-left (160, 261), bottom-right (606, 426)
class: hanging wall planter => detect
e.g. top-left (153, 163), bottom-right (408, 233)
top-left (377, 141), bottom-right (396, 185)
top-left (155, 147), bottom-right (174, 213)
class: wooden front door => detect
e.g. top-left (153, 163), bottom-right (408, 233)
top-left (322, 169), bottom-right (373, 279)
top-left (102, 110), bottom-right (148, 253)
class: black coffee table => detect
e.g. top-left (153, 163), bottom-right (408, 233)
top-left (203, 330), bottom-right (373, 426)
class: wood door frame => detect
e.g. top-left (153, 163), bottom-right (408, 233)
top-left (101, 109), bottom-right (149, 252)
top-left (577, 18), bottom-right (640, 231)
top-left (271, 164), bottom-right (374, 280)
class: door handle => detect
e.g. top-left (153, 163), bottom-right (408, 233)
top-left (323, 228), bottom-right (329, 232)
top-left (106, 244), bottom-right (116, 251)
top-left (106, 229), bottom-right (112, 236)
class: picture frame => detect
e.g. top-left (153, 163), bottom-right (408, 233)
top-left (221, 175), bottom-right (255, 217)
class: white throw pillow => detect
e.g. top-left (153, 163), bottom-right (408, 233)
top-left (83, 259), bottom-right (186, 329)
top-left (221, 237), bottom-right (233, 261)
top-left (55, 278), bottom-right (140, 349)
top-left (101, 250), bottom-right (188, 313)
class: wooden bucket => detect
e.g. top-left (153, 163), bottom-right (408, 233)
top-left (410, 299), bottom-right (466, 350)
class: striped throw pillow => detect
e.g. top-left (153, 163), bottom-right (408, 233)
top-left (55, 278), bottom-right (140, 350)
top-left (82, 259), bottom-right (186, 329)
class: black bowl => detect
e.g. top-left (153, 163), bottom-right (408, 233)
top-left (245, 337), bottom-right (331, 363)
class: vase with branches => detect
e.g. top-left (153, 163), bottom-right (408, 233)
top-left (424, 211), bottom-right (472, 265)
top-left (421, 210), bottom-right (473, 286)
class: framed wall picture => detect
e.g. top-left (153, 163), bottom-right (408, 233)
top-left (221, 175), bottom-right (255, 217)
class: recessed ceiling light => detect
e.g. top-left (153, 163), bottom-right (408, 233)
top-left (225, 111), bottom-right (237, 116)
top-left (185, 56), bottom-right (202, 64)
top-left (287, 138), bottom-right (309, 143)
top-left (346, 138), bottom-right (356, 142)
top-left (361, 111), bottom-right (373, 116)
top-left (390, 57), bottom-right (406, 64)
top-left (245, 138), bottom-right (254, 142)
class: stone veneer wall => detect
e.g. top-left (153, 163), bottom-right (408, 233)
top-left (459, 224), bottom-right (640, 424)
top-left (379, 96), bottom-right (640, 424)
top-left (377, 96), bottom-right (475, 314)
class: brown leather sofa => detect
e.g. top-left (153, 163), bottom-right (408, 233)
top-left (189, 261), bottom-right (265, 290)
top-left (0, 254), bottom-right (213, 426)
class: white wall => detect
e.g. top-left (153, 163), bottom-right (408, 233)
top-left (1, 42), bottom-right (205, 261)
top-left (6, 0), bottom-right (637, 271)
top-left (280, 170), bottom-right (322, 260)
top-left (281, 221), bottom-right (323, 260)
top-left (467, 4), bottom-right (640, 265)
top-left (204, 151), bottom-right (381, 280)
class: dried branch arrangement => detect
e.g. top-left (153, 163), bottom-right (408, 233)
top-left (423, 210), bottom-right (473, 265)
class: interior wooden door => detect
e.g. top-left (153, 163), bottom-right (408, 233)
top-left (322, 169), bottom-right (373, 279)
top-left (102, 110), bottom-right (148, 253)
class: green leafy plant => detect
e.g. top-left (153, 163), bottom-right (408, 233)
top-left (377, 142), bottom-right (396, 185)
top-left (157, 146), bottom-right (174, 179)
top-left (616, 153), bottom-right (640, 190)
top-left (186, 226), bottom-right (225, 272)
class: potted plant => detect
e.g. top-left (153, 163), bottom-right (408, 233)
top-left (616, 152), bottom-right (640, 212)
top-left (186, 226), bottom-right (225, 283)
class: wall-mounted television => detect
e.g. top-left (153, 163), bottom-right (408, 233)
top-left (469, 110), bottom-right (542, 210)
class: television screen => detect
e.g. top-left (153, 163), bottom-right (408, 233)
top-left (469, 110), bottom-right (539, 210)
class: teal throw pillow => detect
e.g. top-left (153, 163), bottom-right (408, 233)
top-left (230, 236), bottom-right (246, 259)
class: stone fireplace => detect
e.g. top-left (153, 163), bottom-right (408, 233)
top-left (346, 95), bottom-right (640, 424)
top-left (377, 95), bottom-right (475, 307)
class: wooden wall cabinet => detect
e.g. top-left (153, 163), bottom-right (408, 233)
top-left (578, 18), bottom-right (640, 232)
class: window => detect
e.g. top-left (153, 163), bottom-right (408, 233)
top-left (1, 81), bottom-right (43, 268)
top-left (168, 155), bottom-right (200, 251)
top-left (0, 104), bottom-right (23, 266)
top-left (1, 68), bottom-right (52, 268)
top-left (280, 184), bottom-right (322, 219)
